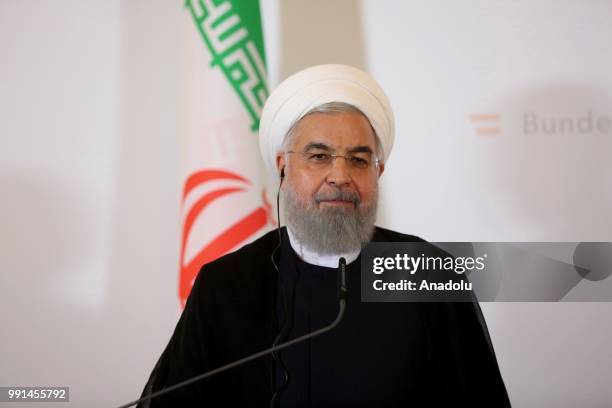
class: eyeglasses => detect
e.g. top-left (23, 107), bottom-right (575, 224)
top-left (286, 149), bottom-right (380, 171)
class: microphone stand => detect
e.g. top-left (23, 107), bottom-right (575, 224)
top-left (116, 258), bottom-right (348, 408)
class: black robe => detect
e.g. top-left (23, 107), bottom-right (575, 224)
top-left (139, 227), bottom-right (511, 407)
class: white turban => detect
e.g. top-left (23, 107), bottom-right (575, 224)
top-left (258, 64), bottom-right (395, 175)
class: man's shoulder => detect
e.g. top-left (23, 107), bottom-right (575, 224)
top-left (372, 226), bottom-right (426, 243)
top-left (209, 228), bottom-right (279, 268)
top-left (192, 228), bottom-right (279, 292)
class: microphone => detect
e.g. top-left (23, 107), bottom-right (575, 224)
top-left (338, 257), bottom-right (348, 303)
top-left (116, 257), bottom-right (349, 408)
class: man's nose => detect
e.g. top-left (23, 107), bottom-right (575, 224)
top-left (325, 156), bottom-right (352, 187)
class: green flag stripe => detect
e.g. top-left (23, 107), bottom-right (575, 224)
top-left (186, 0), bottom-right (268, 132)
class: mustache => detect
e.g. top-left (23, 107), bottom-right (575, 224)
top-left (314, 189), bottom-right (361, 206)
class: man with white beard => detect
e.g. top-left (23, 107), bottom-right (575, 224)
top-left (139, 65), bottom-right (511, 407)
top-left (280, 101), bottom-right (380, 261)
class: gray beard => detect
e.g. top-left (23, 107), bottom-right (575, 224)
top-left (282, 182), bottom-right (378, 255)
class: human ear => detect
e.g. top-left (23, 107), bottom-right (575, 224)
top-left (276, 153), bottom-right (286, 178)
top-left (377, 162), bottom-right (385, 178)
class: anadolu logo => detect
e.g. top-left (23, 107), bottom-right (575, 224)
top-left (178, 169), bottom-right (274, 307)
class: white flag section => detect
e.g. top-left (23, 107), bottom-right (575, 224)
top-left (179, 0), bottom-right (273, 306)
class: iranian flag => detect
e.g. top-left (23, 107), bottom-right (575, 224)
top-left (179, 0), bottom-right (273, 306)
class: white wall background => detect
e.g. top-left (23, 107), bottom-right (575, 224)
top-left (1, 1), bottom-right (611, 407)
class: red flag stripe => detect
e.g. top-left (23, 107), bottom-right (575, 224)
top-left (179, 207), bottom-right (268, 300)
top-left (182, 169), bottom-right (250, 200)
top-left (180, 187), bottom-right (245, 263)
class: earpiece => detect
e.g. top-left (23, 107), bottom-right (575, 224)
top-left (280, 167), bottom-right (285, 179)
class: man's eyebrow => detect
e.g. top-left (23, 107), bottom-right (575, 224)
top-left (303, 142), bottom-right (332, 151)
top-left (302, 143), bottom-right (374, 154)
top-left (347, 146), bottom-right (374, 154)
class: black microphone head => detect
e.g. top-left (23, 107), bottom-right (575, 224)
top-left (338, 257), bottom-right (348, 303)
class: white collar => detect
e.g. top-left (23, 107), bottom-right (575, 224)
top-left (285, 226), bottom-right (361, 268)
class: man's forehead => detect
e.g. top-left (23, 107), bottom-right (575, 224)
top-left (290, 112), bottom-right (377, 149)
top-left (302, 141), bottom-right (374, 153)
